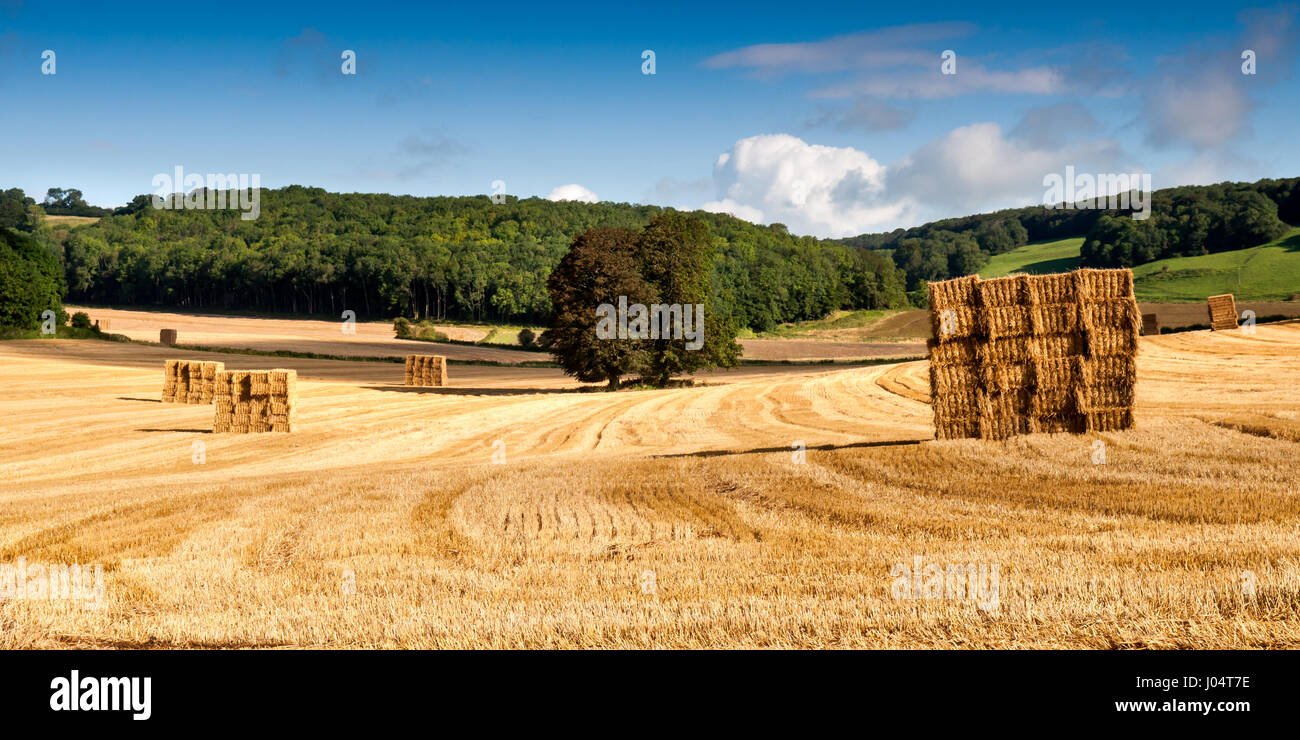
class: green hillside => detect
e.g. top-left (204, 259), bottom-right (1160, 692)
top-left (973, 229), bottom-right (1300, 302)
top-left (1131, 227), bottom-right (1300, 301)
top-left (981, 238), bottom-right (1083, 278)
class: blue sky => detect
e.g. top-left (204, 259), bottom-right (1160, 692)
top-left (1, 0), bottom-right (1297, 237)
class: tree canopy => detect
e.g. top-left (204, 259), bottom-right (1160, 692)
top-left (0, 228), bottom-right (64, 329)
top-left (544, 214), bottom-right (741, 388)
top-left (43, 185), bottom-right (908, 329)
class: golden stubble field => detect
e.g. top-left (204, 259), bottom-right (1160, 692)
top-left (1, 319), bottom-right (1298, 648)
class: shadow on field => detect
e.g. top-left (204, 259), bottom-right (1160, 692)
top-left (118, 397), bottom-right (162, 403)
top-left (363, 385), bottom-right (584, 396)
top-left (135, 428), bottom-right (212, 434)
top-left (654, 438), bottom-right (926, 459)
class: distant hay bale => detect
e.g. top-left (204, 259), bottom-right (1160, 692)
top-left (1141, 313), bottom-right (1160, 336)
top-left (404, 354), bottom-right (448, 387)
top-left (213, 368), bottom-right (297, 433)
top-left (95, 318), bottom-right (110, 330)
top-left (927, 267), bottom-right (1139, 441)
top-left (160, 329), bottom-right (178, 346)
top-left (161, 360), bottom-right (225, 403)
top-left (1207, 294), bottom-right (1238, 331)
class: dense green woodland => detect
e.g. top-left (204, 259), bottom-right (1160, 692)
top-left (838, 177), bottom-right (1300, 293)
top-left (0, 228), bottom-right (63, 330)
top-left (16, 187), bottom-right (907, 331)
top-left (1, 176), bottom-right (1295, 332)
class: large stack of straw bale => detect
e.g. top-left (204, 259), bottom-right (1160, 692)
top-left (927, 268), bottom-right (1140, 440)
top-left (160, 329), bottom-right (178, 346)
top-left (1140, 313), bottom-right (1160, 336)
top-left (213, 369), bottom-right (298, 433)
top-left (1207, 293), bottom-right (1238, 331)
top-left (405, 354), bottom-right (448, 387)
top-left (162, 360), bottom-right (226, 403)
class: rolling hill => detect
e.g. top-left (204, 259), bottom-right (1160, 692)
top-left (976, 228), bottom-right (1300, 302)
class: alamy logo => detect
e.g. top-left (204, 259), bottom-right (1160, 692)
top-left (50, 670), bottom-right (151, 720)
top-left (152, 166), bottom-right (261, 220)
top-left (1043, 166), bottom-right (1152, 221)
top-left (0, 557), bottom-right (103, 608)
top-left (891, 556), bottom-right (1000, 612)
top-left (595, 297), bottom-right (705, 350)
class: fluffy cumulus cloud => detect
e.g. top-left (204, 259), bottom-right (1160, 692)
top-left (697, 125), bottom-right (1132, 238)
top-left (888, 121), bottom-right (1128, 213)
top-left (546, 184), bottom-right (598, 203)
top-left (700, 134), bottom-right (915, 239)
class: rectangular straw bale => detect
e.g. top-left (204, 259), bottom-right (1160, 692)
top-left (1207, 293), bottom-right (1238, 331)
top-left (160, 329), bottom-right (178, 346)
top-left (929, 363), bottom-right (980, 395)
top-left (927, 267), bottom-right (1138, 440)
top-left (1026, 273), bottom-right (1077, 305)
top-left (430, 355), bottom-right (448, 386)
top-left (930, 305), bottom-right (981, 342)
top-left (975, 275), bottom-right (1027, 308)
top-left (404, 354), bottom-right (448, 387)
top-left (928, 274), bottom-right (979, 311)
top-left (1140, 313), bottom-right (1160, 336)
top-left (211, 368), bottom-right (297, 433)
top-left (1030, 303), bottom-right (1078, 335)
top-left (982, 305), bottom-right (1034, 339)
top-left (162, 360), bottom-right (179, 401)
top-left (927, 337), bottom-right (980, 366)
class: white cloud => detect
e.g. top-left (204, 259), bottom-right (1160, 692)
top-left (546, 184), bottom-right (598, 203)
top-left (697, 124), bottom-right (1134, 237)
top-left (1141, 5), bottom-right (1298, 150)
top-left (887, 122), bottom-right (1128, 213)
top-left (702, 24), bottom-right (974, 77)
top-left (813, 65), bottom-right (1065, 100)
top-left (701, 134), bottom-right (916, 238)
top-left (1142, 67), bottom-right (1251, 150)
top-left (700, 198), bottom-right (765, 224)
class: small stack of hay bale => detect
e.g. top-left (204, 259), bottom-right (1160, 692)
top-left (160, 329), bottom-right (178, 346)
top-left (95, 318), bottom-right (110, 331)
top-left (927, 268), bottom-right (1140, 440)
top-left (404, 354), bottom-right (448, 387)
top-left (162, 360), bottom-right (226, 403)
top-left (1140, 313), bottom-right (1160, 336)
top-left (213, 369), bottom-right (298, 433)
top-left (1207, 293), bottom-right (1238, 331)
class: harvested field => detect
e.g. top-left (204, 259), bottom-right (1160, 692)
top-left (1, 321), bottom-right (1298, 648)
top-left (70, 306), bottom-right (925, 363)
top-left (1139, 300), bottom-right (1300, 330)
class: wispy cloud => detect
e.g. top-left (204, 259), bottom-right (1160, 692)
top-left (355, 132), bottom-right (467, 181)
top-left (702, 23), bottom-right (975, 78)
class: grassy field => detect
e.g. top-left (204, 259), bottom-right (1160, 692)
top-left (2, 317), bottom-right (1298, 648)
top-left (1132, 228), bottom-right (1300, 302)
top-left (981, 238), bottom-right (1084, 278)
top-left (977, 230), bottom-right (1300, 302)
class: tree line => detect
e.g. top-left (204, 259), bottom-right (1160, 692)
top-left (17, 185), bottom-right (908, 330)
